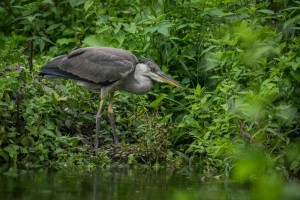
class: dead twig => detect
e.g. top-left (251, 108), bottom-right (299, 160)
top-left (239, 120), bottom-right (254, 143)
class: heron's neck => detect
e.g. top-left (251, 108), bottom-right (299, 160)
top-left (125, 63), bottom-right (153, 94)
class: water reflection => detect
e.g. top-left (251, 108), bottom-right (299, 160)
top-left (1, 168), bottom-right (299, 200)
top-left (0, 169), bottom-right (205, 200)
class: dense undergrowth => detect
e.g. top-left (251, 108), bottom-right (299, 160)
top-left (1, 0), bottom-right (300, 186)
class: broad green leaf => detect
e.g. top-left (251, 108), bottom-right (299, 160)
top-left (178, 56), bottom-right (191, 76)
top-left (194, 84), bottom-right (203, 96)
top-left (291, 69), bottom-right (300, 81)
top-left (57, 38), bottom-right (77, 45)
top-left (176, 151), bottom-right (189, 161)
top-left (41, 36), bottom-right (54, 45)
top-left (68, 0), bottom-right (85, 8)
top-left (43, 0), bottom-right (53, 3)
top-left (160, 113), bottom-right (172, 124)
top-left (46, 24), bottom-right (61, 31)
top-left (284, 14), bottom-right (300, 29)
top-left (144, 26), bottom-right (159, 34)
top-left (206, 8), bottom-right (224, 17)
top-left (27, 16), bottom-right (36, 23)
top-left (113, 23), bottom-right (122, 34)
top-left (200, 94), bottom-right (211, 105)
top-left (39, 40), bottom-right (45, 51)
top-left (124, 23), bottom-right (136, 34)
top-left (157, 26), bottom-right (169, 36)
top-left (4, 144), bottom-right (19, 158)
top-left (0, 150), bottom-right (9, 161)
top-left (96, 25), bottom-right (111, 34)
top-left (184, 115), bottom-right (200, 128)
top-left (200, 46), bottom-right (216, 56)
top-left (21, 135), bottom-right (35, 146)
top-left (53, 92), bottom-right (67, 102)
top-left (116, 34), bottom-right (126, 46)
top-left (257, 9), bottom-right (274, 15)
top-left (84, 0), bottom-right (93, 11)
top-left (42, 129), bottom-right (55, 137)
top-left (267, 128), bottom-right (285, 141)
top-left (290, 160), bottom-right (300, 170)
top-left (150, 94), bottom-right (167, 108)
top-left (0, 102), bottom-right (8, 106)
top-left (83, 35), bottom-right (111, 47)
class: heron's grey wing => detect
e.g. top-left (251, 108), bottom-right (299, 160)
top-left (58, 47), bottom-right (138, 84)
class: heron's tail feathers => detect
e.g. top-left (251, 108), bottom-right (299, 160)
top-left (39, 55), bottom-right (79, 80)
top-left (39, 55), bottom-right (65, 76)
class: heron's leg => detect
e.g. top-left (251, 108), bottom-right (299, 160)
top-left (108, 92), bottom-right (119, 144)
top-left (95, 98), bottom-right (105, 149)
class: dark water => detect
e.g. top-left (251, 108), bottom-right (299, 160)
top-left (1, 168), bottom-right (300, 200)
top-left (0, 168), bottom-right (251, 200)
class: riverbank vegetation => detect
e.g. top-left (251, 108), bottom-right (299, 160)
top-left (1, 0), bottom-right (300, 187)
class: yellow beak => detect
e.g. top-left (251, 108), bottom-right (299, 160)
top-left (156, 71), bottom-right (183, 88)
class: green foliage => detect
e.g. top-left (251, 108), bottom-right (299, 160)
top-left (1, 0), bottom-right (300, 186)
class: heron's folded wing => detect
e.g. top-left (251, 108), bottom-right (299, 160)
top-left (58, 47), bottom-right (137, 84)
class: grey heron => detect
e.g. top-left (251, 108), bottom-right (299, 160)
top-left (40, 47), bottom-right (183, 149)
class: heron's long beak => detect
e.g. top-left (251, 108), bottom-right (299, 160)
top-left (156, 71), bottom-right (183, 88)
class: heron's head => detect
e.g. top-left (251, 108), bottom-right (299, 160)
top-left (138, 60), bottom-right (183, 88)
